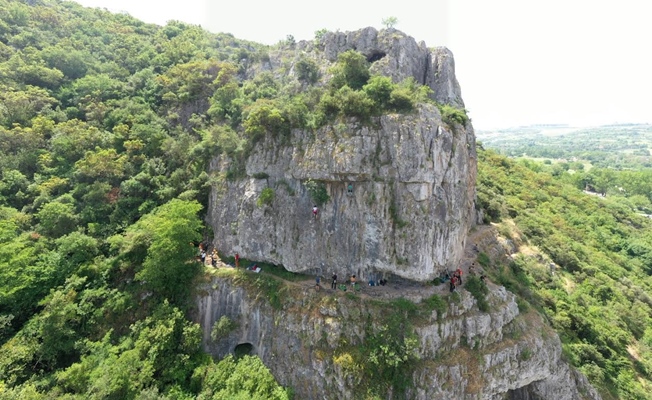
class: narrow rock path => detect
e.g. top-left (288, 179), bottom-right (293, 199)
top-left (210, 224), bottom-right (496, 303)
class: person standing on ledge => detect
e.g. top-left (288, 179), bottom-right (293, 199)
top-left (235, 253), bottom-right (240, 268)
top-left (331, 272), bottom-right (337, 289)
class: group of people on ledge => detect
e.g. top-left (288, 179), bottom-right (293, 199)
top-left (315, 273), bottom-right (387, 291)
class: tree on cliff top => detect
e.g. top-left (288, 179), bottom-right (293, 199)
top-left (329, 50), bottom-right (370, 90)
top-left (382, 16), bottom-right (399, 29)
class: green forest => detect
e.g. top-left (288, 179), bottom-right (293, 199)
top-left (0, 0), bottom-right (299, 397)
top-left (2, 0), bottom-right (652, 399)
top-left (0, 0), bottom-right (438, 398)
top-left (477, 147), bottom-right (652, 399)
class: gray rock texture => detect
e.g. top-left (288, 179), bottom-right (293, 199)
top-left (195, 276), bottom-right (600, 400)
top-left (208, 104), bottom-right (476, 282)
top-left (209, 27), bottom-right (471, 282)
top-left (201, 27), bottom-right (600, 400)
top-left (299, 27), bottom-right (464, 107)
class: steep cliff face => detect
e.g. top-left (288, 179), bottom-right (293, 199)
top-left (208, 27), bottom-right (475, 282)
top-left (209, 105), bottom-right (475, 282)
top-left (195, 274), bottom-right (600, 400)
top-left (201, 27), bottom-right (601, 399)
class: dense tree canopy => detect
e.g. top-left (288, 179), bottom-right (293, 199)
top-left (5, 0), bottom-right (646, 399)
top-left (477, 148), bottom-right (652, 399)
top-left (0, 0), bottom-right (294, 397)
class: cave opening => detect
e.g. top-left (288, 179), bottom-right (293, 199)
top-left (367, 51), bottom-right (386, 63)
top-left (234, 342), bottom-right (254, 358)
top-left (506, 386), bottom-right (538, 400)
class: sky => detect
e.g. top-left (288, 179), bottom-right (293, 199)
top-left (73, 0), bottom-right (652, 129)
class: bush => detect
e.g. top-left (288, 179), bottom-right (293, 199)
top-left (388, 87), bottom-right (414, 111)
top-left (257, 187), bottom-right (274, 207)
top-left (335, 86), bottom-right (374, 119)
top-left (210, 316), bottom-right (238, 341)
top-left (363, 76), bottom-right (393, 109)
top-left (438, 103), bottom-right (469, 125)
top-left (330, 50), bottom-right (370, 90)
top-left (243, 100), bottom-right (288, 141)
top-left (465, 275), bottom-right (489, 312)
top-left (423, 294), bottom-right (447, 316)
top-left (305, 179), bottom-right (329, 206)
top-left (295, 57), bottom-right (320, 84)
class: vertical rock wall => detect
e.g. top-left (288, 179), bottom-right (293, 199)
top-left (208, 105), bottom-right (476, 282)
top-left (195, 277), bottom-right (600, 400)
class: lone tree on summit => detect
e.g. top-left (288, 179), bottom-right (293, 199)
top-left (382, 16), bottom-right (398, 29)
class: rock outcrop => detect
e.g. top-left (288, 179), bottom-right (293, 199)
top-left (208, 104), bottom-right (476, 282)
top-left (312, 27), bottom-right (464, 107)
top-left (208, 27), bottom-right (475, 282)
top-left (201, 26), bottom-right (601, 400)
top-left (195, 274), bottom-right (600, 400)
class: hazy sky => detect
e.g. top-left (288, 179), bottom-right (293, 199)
top-left (73, 0), bottom-right (651, 129)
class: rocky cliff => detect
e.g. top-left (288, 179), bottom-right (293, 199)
top-left (195, 268), bottom-right (600, 400)
top-left (201, 27), bottom-right (601, 399)
top-left (208, 27), bottom-right (475, 282)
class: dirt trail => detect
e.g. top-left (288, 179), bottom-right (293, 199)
top-left (213, 224), bottom-right (497, 302)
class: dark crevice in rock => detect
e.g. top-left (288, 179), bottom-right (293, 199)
top-left (366, 51), bottom-right (386, 63)
top-left (505, 384), bottom-right (543, 400)
top-left (423, 53), bottom-right (431, 85)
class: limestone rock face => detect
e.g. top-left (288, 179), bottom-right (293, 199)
top-left (200, 27), bottom-right (601, 399)
top-left (195, 278), bottom-right (601, 400)
top-left (208, 27), bottom-right (472, 282)
top-left (313, 27), bottom-right (464, 107)
top-left (208, 105), bottom-right (476, 282)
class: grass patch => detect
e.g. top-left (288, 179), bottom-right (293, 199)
top-left (423, 294), bottom-right (447, 316)
top-left (465, 275), bottom-right (489, 312)
top-left (248, 274), bottom-right (284, 309)
top-left (390, 297), bottom-right (419, 319)
top-left (477, 252), bottom-right (491, 267)
top-left (230, 257), bottom-right (309, 282)
top-left (345, 293), bottom-right (358, 300)
top-left (258, 262), bottom-right (309, 282)
top-left (257, 187), bottom-right (274, 207)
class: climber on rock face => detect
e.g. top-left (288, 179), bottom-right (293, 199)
top-left (312, 205), bottom-right (318, 220)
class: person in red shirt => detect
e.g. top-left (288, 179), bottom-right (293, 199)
top-left (235, 253), bottom-right (240, 268)
top-left (456, 267), bottom-right (463, 285)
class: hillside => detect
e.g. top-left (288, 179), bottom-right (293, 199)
top-left (476, 148), bottom-right (652, 398)
top-left (0, 0), bottom-right (648, 399)
top-left (0, 0), bottom-right (290, 397)
top-left (0, 0), bottom-right (472, 397)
